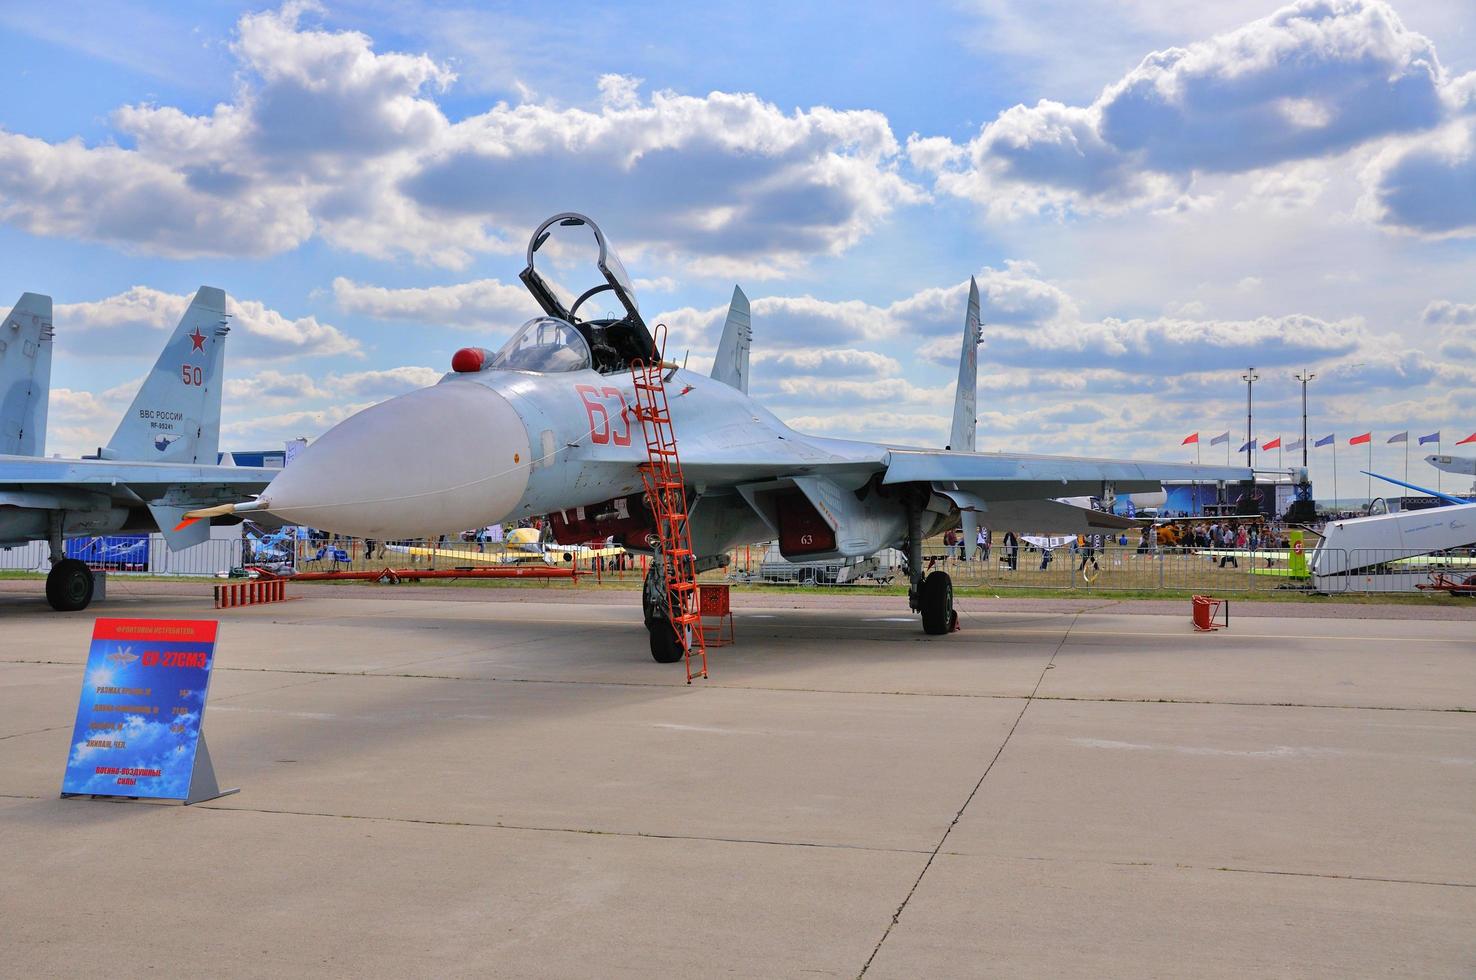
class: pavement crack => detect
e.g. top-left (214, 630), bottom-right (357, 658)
top-left (857, 611), bottom-right (1081, 978)
top-left (1211, 865), bottom-right (1476, 889)
top-left (191, 803), bottom-right (931, 855)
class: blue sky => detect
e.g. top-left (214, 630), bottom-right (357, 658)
top-left (1, 0), bottom-right (1473, 500)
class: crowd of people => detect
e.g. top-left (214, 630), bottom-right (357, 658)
top-left (934, 518), bottom-right (1297, 573)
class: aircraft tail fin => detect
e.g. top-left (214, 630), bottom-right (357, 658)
top-left (710, 285), bottom-right (751, 393)
top-left (951, 278), bottom-right (982, 550)
top-left (948, 277), bottom-right (980, 454)
top-left (0, 292), bottom-right (54, 456)
top-left (105, 286), bottom-right (229, 464)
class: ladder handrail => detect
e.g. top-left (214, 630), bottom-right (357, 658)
top-left (629, 323), bottom-right (707, 683)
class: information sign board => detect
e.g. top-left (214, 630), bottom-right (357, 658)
top-left (60, 618), bottom-right (236, 804)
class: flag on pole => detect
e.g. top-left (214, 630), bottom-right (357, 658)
top-left (1262, 436), bottom-right (1282, 450)
top-left (1182, 432), bottom-right (1199, 445)
top-left (1349, 432), bottom-right (1371, 445)
top-left (1209, 431), bottom-right (1230, 445)
top-left (1458, 433), bottom-right (1476, 446)
top-left (1386, 431), bottom-right (1408, 444)
top-left (1286, 438), bottom-right (1305, 451)
top-left (1315, 434), bottom-right (1334, 447)
top-left (1238, 439), bottom-right (1256, 453)
top-left (1418, 432), bottom-right (1440, 445)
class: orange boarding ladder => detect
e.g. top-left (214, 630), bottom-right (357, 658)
top-left (629, 324), bottom-right (708, 682)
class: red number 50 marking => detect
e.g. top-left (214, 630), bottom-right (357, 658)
top-left (576, 384), bottom-right (632, 446)
top-left (180, 365), bottom-right (203, 386)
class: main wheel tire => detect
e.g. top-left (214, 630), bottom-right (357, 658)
top-left (46, 559), bottom-right (94, 612)
top-left (920, 570), bottom-right (953, 635)
top-left (648, 621), bottom-right (684, 663)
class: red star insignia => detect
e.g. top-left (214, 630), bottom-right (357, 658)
top-left (188, 328), bottom-right (207, 352)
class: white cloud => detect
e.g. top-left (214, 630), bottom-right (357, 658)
top-left (332, 276), bottom-right (536, 327)
top-left (918, 0), bottom-right (1458, 220)
top-left (225, 366), bottom-right (440, 404)
top-left (0, 5), bottom-right (920, 271)
top-left (55, 286), bottom-right (358, 359)
top-left (1361, 116), bottom-right (1476, 237)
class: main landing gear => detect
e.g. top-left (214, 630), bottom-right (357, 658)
top-left (906, 498), bottom-right (957, 636)
top-left (44, 514), bottom-right (94, 612)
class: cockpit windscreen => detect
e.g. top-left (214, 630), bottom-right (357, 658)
top-left (488, 317), bottom-right (592, 373)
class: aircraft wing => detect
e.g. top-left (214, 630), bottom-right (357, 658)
top-left (0, 455), bottom-right (277, 547)
top-left (0, 455), bottom-right (278, 496)
top-left (675, 439), bottom-right (1249, 498)
top-left (672, 438), bottom-right (1250, 534)
top-left (880, 448), bottom-right (1250, 499)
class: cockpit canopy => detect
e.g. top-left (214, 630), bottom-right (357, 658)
top-left (488, 316), bottom-right (592, 374)
top-left (518, 212), bottom-right (654, 375)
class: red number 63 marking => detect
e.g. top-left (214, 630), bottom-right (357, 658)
top-left (576, 384), bottom-right (632, 446)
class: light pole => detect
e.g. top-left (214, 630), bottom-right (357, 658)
top-left (1242, 366), bottom-right (1259, 470)
top-left (1294, 369), bottom-right (1315, 467)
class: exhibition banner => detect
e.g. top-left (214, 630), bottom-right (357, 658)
top-left (61, 619), bottom-right (227, 802)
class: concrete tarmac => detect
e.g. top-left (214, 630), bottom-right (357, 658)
top-left (1, 585), bottom-right (1472, 977)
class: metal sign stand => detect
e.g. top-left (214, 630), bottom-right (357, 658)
top-left (184, 735), bottom-right (239, 805)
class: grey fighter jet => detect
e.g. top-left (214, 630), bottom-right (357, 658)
top-left (0, 287), bottom-right (277, 610)
top-left (195, 213), bottom-right (1250, 661)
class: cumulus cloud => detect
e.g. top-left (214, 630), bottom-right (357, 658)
top-left (0, 4), bottom-right (919, 270)
top-left (332, 276), bottom-right (536, 327)
top-left (225, 366), bottom-right (440, 404)
top-left (56, 286), bottom-right (358, 359)
top-left (916, 0), bottom-right (1459, 220)
top-left (1362, 117), bottom-right (1476, 237)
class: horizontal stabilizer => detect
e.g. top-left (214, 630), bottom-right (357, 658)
top-left (148, 501), bottom-right (211, 551)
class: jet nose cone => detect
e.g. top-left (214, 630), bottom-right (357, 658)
top-left (261, 382), bottom-right (532, 538)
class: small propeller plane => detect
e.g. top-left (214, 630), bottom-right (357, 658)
top-left (191, 213), bottom-right (1250, 663)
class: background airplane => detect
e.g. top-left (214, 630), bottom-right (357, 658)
top-left (1425, 454), bottom-right (1476, 478)
top-left (194, 213), bottom-right (1251, 662)
top-left (0, 287), bottom-right (277, 610)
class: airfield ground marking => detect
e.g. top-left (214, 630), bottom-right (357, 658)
top-left (856, 611), bottom-right (1083, 978)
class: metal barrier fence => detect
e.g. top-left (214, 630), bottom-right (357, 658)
top-left (4, 534), bottom-right (1471, 596)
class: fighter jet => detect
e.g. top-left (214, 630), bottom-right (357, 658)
top-left (105, 648), bottom-right (138, 668)
top-left (191, 213), bottom-right (1250, 662)
top-left (0, 287), bottom-right (277, 610)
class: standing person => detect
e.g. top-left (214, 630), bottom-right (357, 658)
top-left (943, 527), bottom-right (958, 562)
top-left (1004, 530), bottom-right (1018, 571)
top-left (975, 526), bottom-right (990, 563)
top-left (1079, 533), bottom-right (1100, 576)
top-left (364, 538), bottom-right (377, 561)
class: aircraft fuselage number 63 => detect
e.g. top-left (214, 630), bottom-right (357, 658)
top-left (180, 365), bottom-right (204, 386)
top-left (576, 384), bottom-right (633, 446)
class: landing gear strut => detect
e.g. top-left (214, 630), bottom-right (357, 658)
top-left (905, 496), bottom-right (956, 636)
top-left (44, 513), bottom-right (93, 612)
